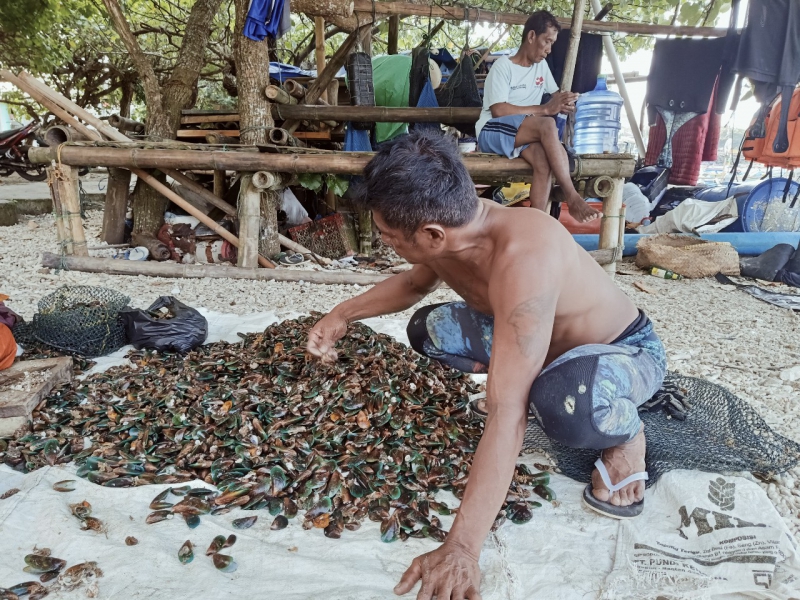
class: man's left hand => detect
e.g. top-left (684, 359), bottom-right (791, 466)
top-left (394, 541), bottom-right (482, 599)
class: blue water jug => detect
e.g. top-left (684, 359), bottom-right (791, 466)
top-left (572, 76), bottom-right (624, 155)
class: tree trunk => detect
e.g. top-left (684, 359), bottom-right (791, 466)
top-left (103, 0), bottom-right (224, 236)
top-left (234, 0), bottom-right (280, 258)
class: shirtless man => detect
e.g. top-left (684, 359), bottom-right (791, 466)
top-left (306, 132), bottom-right (666, 600)
top-left (476, 10), bottom-right (601, 223)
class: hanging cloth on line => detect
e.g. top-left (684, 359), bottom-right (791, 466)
top-left (243, 0), bottom-right (290, 41)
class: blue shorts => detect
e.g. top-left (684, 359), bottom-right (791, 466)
top-left (407, 303), bottom-right (667, 450)
top-left (478, 114), bottom-right (531, 158)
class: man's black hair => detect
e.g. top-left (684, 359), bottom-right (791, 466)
top-left (352, 130), bottom-right (479, 236)
top-left (522, 10), bottom-right (561, 44)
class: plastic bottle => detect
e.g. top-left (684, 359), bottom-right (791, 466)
top-left (650, 267), bottom-right (683, 280)
top-left (572, 76), bottom-right (624, 155)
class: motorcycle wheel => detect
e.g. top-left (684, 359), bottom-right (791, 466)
top-left (16, 166), bottom-right (48, 182)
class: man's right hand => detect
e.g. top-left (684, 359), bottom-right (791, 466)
top-left (306, 312), bottom-right (349, 363)
top-left (544, 91), bottom-right (579, 116)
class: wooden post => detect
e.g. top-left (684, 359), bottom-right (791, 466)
top-left (561, 0), bottom-right (587, 93)
top-left (237, 174), bottom-right (261, 268)
top-left (388, 15), bottom-right (400, 54)
top-left (315, 17), bottom-right (328, 103)
top-left (101, 168), bottom-right (131, 245)
top-left (49, 164), bottom-right (88, 256)
top-left (358, 208), bottom-right (372, 256)
top-left (599, 177), bottom-right (624, 275)
top-left (213, 170), bottom-right (226, 199)
top-left (360, 24), bottom-right (373, 56)
top-left (47, 167), bottom-right (71, 254)
top-left (260, 190), bottom-right (281, 259)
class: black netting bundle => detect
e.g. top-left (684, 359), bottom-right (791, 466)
top-left (25, 286), bottom-right (129, 358)
top-left (409, 47), bottom-right (431, 109)
top-left (345, 52), bottom-right (375, 131)
top-left (435, 58), bottom-right (482, 137)
top-left (523, 372), bottom-right (800, 487)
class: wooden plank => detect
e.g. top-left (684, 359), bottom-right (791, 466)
top-left (178, 129), bottom-right (240, 138)
top-left (181, 114), bottom-right (240, 125)
top-left (0, 357), bottom-right (73, 435)
top-left (293, 131), bottom-right (331, 140)
top-left (352, 0), bottom-right (733, 37)
top-left (315, 17), bottom-right (328, 104)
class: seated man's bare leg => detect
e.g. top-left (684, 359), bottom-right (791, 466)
top-left (514, 116), bottom-right (600, 223)
top-left (520, 143), bottom-right (551, 211)
top-left (591, 424), bottom-right (647, 507)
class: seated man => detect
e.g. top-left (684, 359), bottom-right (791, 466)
top-left (476, 10), bottom-right (601, 223)
top-left (307, 132), bottom-right (666, 599)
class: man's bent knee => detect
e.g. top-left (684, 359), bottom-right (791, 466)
top-left (528, 353), bottom-right (639, 450)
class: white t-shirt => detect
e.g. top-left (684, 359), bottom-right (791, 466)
top-left (475, 55), bottom-right (559, 137)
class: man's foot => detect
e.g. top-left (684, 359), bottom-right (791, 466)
top-left (566, 194), bottom-right (602, 224)
top-left (591, 425), bottom-right (646, 507)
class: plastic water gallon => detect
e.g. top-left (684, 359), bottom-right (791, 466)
top-left (572, 76), bottom-right (624, 155)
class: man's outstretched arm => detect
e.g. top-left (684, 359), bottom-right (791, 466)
top-left (307, 264), bottom-right (441, 362)
top-left (394, 254), bottom-right (558, 600)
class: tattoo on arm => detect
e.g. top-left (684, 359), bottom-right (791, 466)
top-left (508, 298), bottom-right (542, 357)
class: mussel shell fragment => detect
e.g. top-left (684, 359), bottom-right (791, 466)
top-left (178, 540), bottom-right (194, 564)
top-left (232, 516), bottom-right (257, 530)
top-left (52, 480), bottom-right (77, 493)
top-left (270, 515), bottom-right (289, 530)
top-left (212, 553), bottom-right (237, 573)
top-left (23, 555), bottom-right (66, 574)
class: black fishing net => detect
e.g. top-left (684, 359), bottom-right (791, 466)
top-left (23, 286), bottom-right (130, 358)
top-left (409, 47), bottom-right (431, 110)
top-left (345, 52), bottom-right (375, 131)
top-left (435, 58), bottom-right (482, 137)
top-left (522, 371), bottom-right (800, 487)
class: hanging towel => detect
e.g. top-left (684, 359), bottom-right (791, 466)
top-left (412, 79), bottom-right (440, 132)
top-left (243, 0), bottom-right (287, 41)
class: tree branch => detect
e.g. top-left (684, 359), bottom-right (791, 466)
top-left (101, 0), bottom-right (164, 114)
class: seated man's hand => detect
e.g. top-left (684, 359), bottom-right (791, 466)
top-left (544, 91), bottom-right (579, 116)
top-left (394, 541), bottom-right (482, 599)
top-left (306, 312), bottom-right (348, 363)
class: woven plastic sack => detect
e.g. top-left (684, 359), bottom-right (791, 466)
top-left (523, 372), bottom-right (800, 487)
top-left (345, 52), bottom-right (375, 131)
top-left (31, 285), bottom-right (129, 358)
top-left (635, 233), bottom-right (740, 278)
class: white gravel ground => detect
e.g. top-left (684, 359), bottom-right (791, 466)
top-left (2, 210), bottom-right (800, 536)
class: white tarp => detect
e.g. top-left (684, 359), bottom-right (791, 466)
top-left (1, 311), bottom-right (799, 599)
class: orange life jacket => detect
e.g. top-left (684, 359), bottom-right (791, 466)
top-left (743, 87), bottom-right (800, 169)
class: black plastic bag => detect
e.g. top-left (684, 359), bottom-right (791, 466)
top-left (120, 296), bottom-right (207, 353)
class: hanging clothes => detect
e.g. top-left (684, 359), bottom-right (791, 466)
top-left (412, 78), bottom-right (441, 132)
top-left (372, 55), bottom-right (412, 144)
top-left (545, 30), bottom-right (603, 94)
top-left (645, 83), bottom-right (721, 186)
top-left (735, 0), bottom-right (800, 153)
top-left (243, 0), bottom-right (288, 42)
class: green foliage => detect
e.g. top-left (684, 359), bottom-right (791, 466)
top-left (297, 173), bottom-right (349, 197)
top-left (298, 172), bottom-right (324, 192)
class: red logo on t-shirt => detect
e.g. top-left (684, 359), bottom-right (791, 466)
top-left (535, 76), bottom-right (544, 86)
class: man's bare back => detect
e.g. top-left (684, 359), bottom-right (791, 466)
top-left (412, 200), bottom-right (639, 364)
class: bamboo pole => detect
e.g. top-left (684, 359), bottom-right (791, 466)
top-left (205, 133), bottom-right (240, 145)
top-left (560, 0), bottom-right (587, 94)
top-left (28, 145), bottom-right (637, 180)
top-left (315, 17), bottom-right (328, 104)
top-left (42, 252), bottom-right (390, 285)
top-left (47, 166), bottom-right (72, 254)
top-left (108, 114), bottom-right (145, 134)
top-left (131, 232), bottom-right (170, 260)
top-left (388, 15), bottom-right (400, 54)
top-left (7, 70), bottom-right (275, 268)
top-left (284, 79), bottom-right (307, 100)
top-left (265, 85), bottom-right (297, 105)
top-left (42, 125), bottom-right (88, 145)
top-left (237, 174), bottom-right (261, 269)
top-left (599, 177), bottom-right (624, 276)
top-left (213, 170), bottom-right (226, 198)
top-left (270, 105), bottom-right (480, 123)
top-left (352, 0), bottom-right (732, 37)
top-left (181, 114), bottom-right (240, 125)
top-left (589, 0), bottom-right (646, 158)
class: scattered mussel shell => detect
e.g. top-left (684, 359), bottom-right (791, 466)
top-left (270, 515), bottom-right (289, 530)
top-left (149, 489), bottom-right (173, 510)
top-left (0, 488), bottom-right (20, 500)
top-left (80, 516), bottom-right (105, 532)
top-left (69, 501), bottom-right (92, 520)
top-left (212, 554), bottom-right (237, 573)
top-left (52, 480), bottom-right (77, 493)
top-left (223, 534), bottom-right (236, 549)
top-left (178, 540), bottom-right (194, 565)
top-left (8, 581), bottom-right (47, 599)
top-left (232, 516), bottom-right (257, 530)
top-left (533, 484), bottom-right (556, 502)
top-left (125, 536), bottom-right (139, 546)
top-left (206, 536), bottom-right (226, 556)
top-left (23, 555), bottom-right (66, 574)
top-left (184, 514), bottom-right (201, 529)
top-left (146, 510), bottom-right (173, 524)
top-left (380, 513), bottom-right (400, 543)
top-left (506, 502), bottom-right (534, 525)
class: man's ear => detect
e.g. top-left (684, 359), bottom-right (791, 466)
top-left (526, 30), bottom-right (537, 46)
top-left (420, 223), bottom-right (446, 248)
